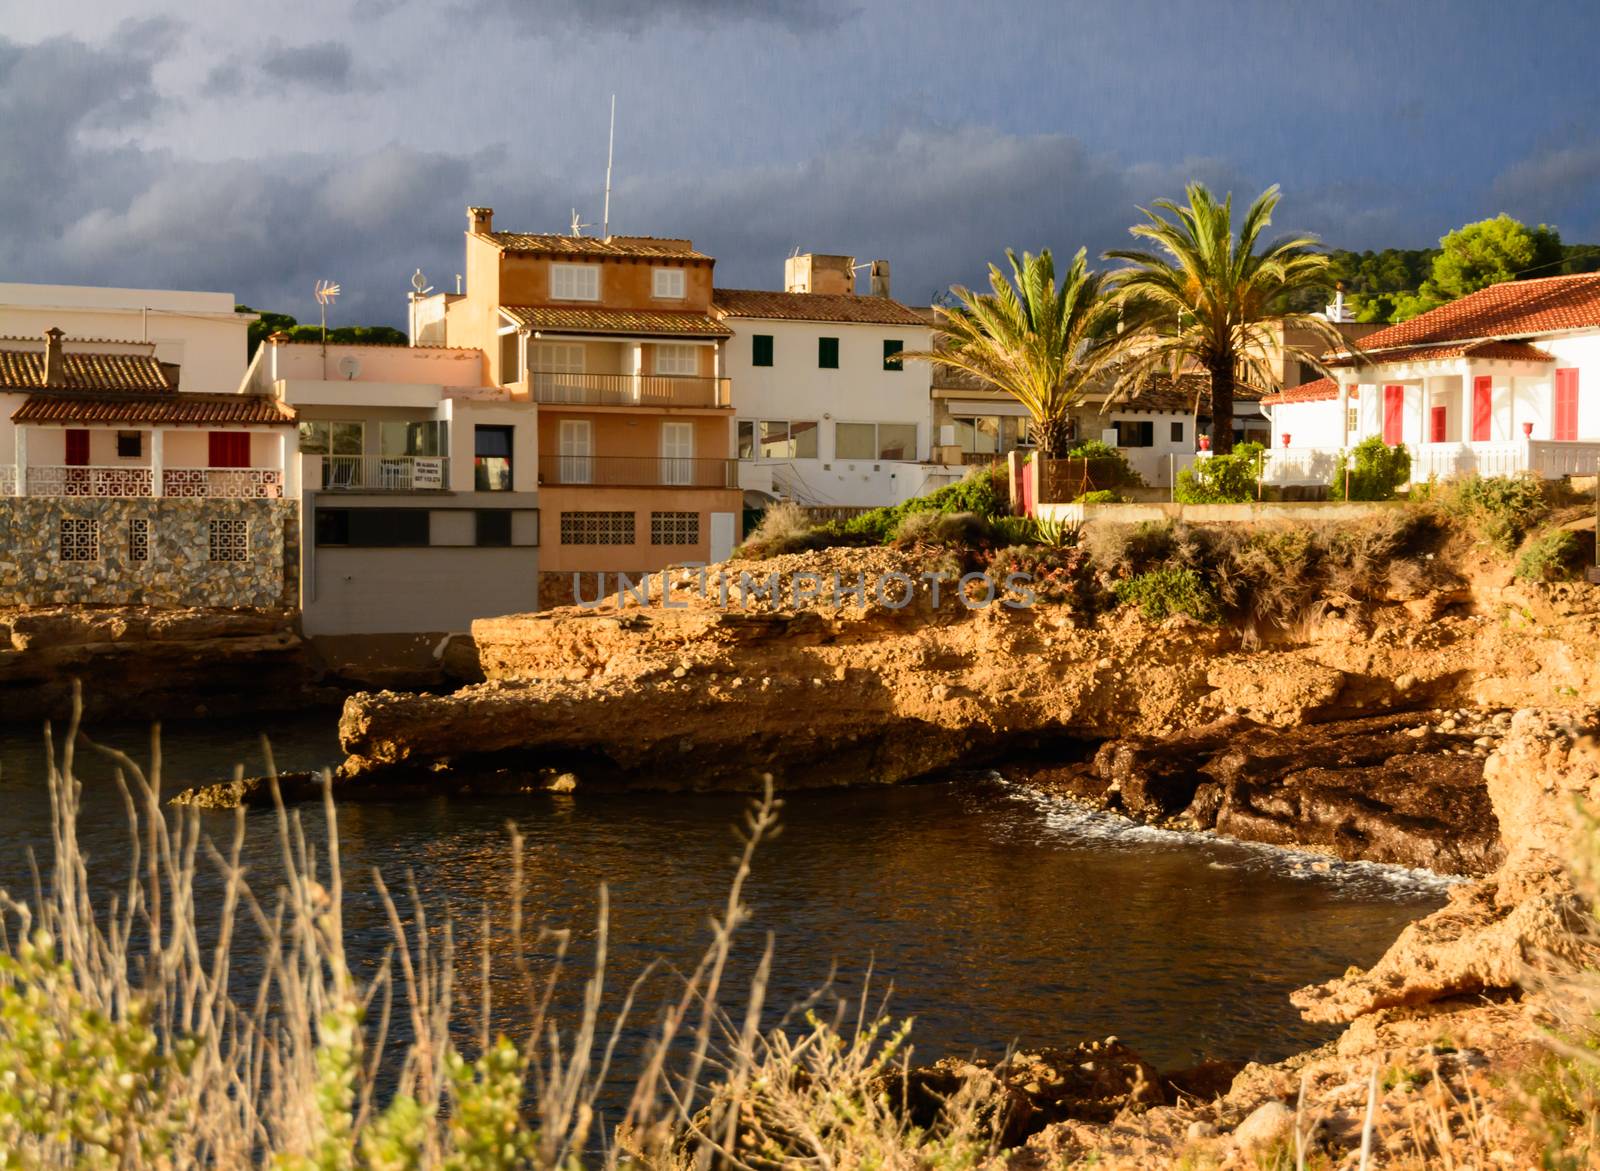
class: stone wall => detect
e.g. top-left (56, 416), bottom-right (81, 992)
top-left (0, 497), bottom-right (295, 608)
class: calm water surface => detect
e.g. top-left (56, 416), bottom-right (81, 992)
top-left (0, 711), bottom-right (1446, 1073)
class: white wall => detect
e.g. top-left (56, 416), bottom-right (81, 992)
top-left (304, 546), bottom-right (540, 634)
top-left (0, 283), bottom-right (251, 394)
top-left (724, 317), bottom-right (935, 508)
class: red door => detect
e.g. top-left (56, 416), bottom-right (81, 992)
top-left (64, 430), bottom-right (89, 465)
top-left (1472, 376), bottom-right (1493, 442)
top-left (1555, 368), bottom-right (1579, 441)
top-left (208, 432), bottom-right (250, 468)
top-left (1382, 385), bottom-right (1405, 445)
top-left (1430, 405), bottom-right (1447, 443)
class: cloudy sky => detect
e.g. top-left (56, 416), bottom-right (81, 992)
top-left (5, 0), bottom-right (1599, 326)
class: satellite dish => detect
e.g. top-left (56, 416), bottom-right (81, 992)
top-left (336, 354), bottom-right (361, 380)
top-left (411, 269), bottom-right (433, 296)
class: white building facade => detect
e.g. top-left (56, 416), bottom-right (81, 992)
top-left (713, 259), bottom-right (960, 509)
top-left (0, 282), bottom-right (253, 393)
top-left (1261, 274), bottom-right (1600, 486)
top-left (240, 336), bottom-right (540, 636)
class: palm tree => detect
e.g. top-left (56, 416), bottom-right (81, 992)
top-left (1106, 183), bottom-right (1352, 455)
top-left (910, 247), bottom-right (1126, 458)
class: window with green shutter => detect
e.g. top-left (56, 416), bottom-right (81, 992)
top-left (752, 334), bottom-right (774, 367)
top-left (883, 339), bottom-right (903, 371)
top-left (818, 337), bottom-right (839, 369)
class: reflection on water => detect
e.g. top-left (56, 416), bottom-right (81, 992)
top-left (0, 712), bottom-right (1445, 1074)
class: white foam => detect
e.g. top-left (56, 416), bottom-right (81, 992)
top-left (987, 776), bottom-right (1459, 898)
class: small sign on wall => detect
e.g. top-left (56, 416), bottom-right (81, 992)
top-left (412, 458), bottom-right (443, 489)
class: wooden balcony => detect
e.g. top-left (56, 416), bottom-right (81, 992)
top-left (529, 372), bottom-right (730, 409)
top-left (540, 455), bottom-right (738, 488)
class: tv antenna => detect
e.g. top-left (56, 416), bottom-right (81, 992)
top-left (314, 279), bottom-right (341, 344)
top-left (602, 93), bottom-right (616, 239)
top-left (570, 208), bottom-right (592, 237)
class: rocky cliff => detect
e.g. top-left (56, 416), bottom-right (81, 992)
top-left (0, 606), bottom-right (329, 723)
top-left (337, 547), bottom-right (1600, 819)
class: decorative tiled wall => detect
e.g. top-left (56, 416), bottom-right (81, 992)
top-left (0, 498), bottom-right (295, 608)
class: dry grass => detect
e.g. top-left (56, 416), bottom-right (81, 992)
top-left (0, 689), bottom-right (1006, 1170)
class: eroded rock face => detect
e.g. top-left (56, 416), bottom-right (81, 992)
top-left (335, 547), bottom-right (1600, 799)
top-left (1291, 707), bottom-right (1600, 1023)
top-left (1010, 712), bottom-right (1505, 875)
top-left (0, 605), bottom-right (324, 723)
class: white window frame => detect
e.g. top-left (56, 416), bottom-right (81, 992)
top-left (654, 344), bottom-right (699, 376)
top-left (558, 419), bottom-right (593, 484)
top-left (660, 421), bottom-right (694, 485)
top-left (550, 264), bottom-right (600, 301)
top-left (652, 268), bottom-right (686, 300)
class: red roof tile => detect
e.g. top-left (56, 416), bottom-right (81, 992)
top-left (11, 392), bottom-right (295, 426)
top-left (1336, 274), bottom-right (1600, 354)
top-left (713, 288), bottom-right (931, 327)
top-left (1332, 339), bottom-right (1556, 367)
top-left (0, 349), bottom-right (171, 392)
top-left (500, 304), bottom-right (731, 337)
top-left (1260, 378), bottom-right (1339, 404)
top-left (485, 233), bottom-right (711, 260)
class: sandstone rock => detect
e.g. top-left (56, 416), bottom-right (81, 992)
top-left (1292, 707), bottom-right (1600, 1023)
top-left (1232, 1100), bottom-right (1295, 1151)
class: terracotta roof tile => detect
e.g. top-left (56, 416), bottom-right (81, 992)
top-left (11, 392), bottom-right (295, 426)
top-left (1336, 274), bottom-right (1600, 353)
top-left (499, 304), bottom-right (731, 337)
top-left (484, 233), bottom-right (711, 260)
top-left (1331, 339), bottom-right (1556, 367)
top-left (1260, 378), bottom-right (1340, 404)
top-left (712, 288), bottom-right (931, 327)
top-left (0, 350), bottom-right (171, 392)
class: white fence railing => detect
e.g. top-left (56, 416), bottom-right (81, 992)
top-left (0, 465), bottom-right (13, 496)
top-left (162, 467), bottom-right (284, 499)
top-left (313, 455), bottom-right (449, 492)
top-left (1253, 440), bottom-right (1600, 488)
top-left (26, 465), bottom-right (154, 498)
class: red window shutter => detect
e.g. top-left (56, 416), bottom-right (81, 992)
top-left (1472, 376), bottom-right (1493, 442)
top-left (1430, 405), bottom-right (1447, 444)
top-left (209, 432), bottom-right (250, 468)
top-left (1555, 368), bottom-right (1579, 441)
top-left (1383, 385), bottom-right (1405, 445)
top-left (65, 430), bottom-right (89, 465)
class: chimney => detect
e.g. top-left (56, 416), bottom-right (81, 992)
top-left (784, 253), bottom-right (855, 295)
top-left (467, 206), bottom-right (494, 235)
top-left (869, 259), bottom-right (891, 298)
top-left (43, 327), bottom-right (65, 387)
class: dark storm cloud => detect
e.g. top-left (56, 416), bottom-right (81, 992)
top-left (259, 41), bottom-right (355, 91)
top-left (361, 0), bottom-right (851, 33)
top-left (202, 40), bottom-right (358, 97)
top-left (1491, 145), bottom-right (1600, 237)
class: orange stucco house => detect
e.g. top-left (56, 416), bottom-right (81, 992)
top-left (419, 207), bottom-right (742, 601)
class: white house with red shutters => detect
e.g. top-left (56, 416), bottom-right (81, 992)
top-left (1259, 273), bottom-right (1600, 486)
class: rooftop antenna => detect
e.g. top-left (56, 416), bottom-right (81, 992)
top-left (408, 269), bottom-right (433, 347)
top-left (602, 93), bottom-right (616, 239)
top-left (314, 278), bottom-right (340, 377)
top-left (570, 208), bottom-right (592, 237)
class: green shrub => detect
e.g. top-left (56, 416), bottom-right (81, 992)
top-left (1516, 528), bottom-right (1584, 582)
top-left (987, 544), bottom-right (1094, 608)
top-left (842, 466), bottom-right (1010, 544)
top-left (990, 515), bottom-right (1035, 546)
top-left (1328, 436), bottom-right (1411, 501)
top-left (1174, 441), bottom-right (1265, 504)
top-left (1112, 567), bottom-right (1219, 623)
top-left (892, 509), bottom-right (994, 548)
top-left (1436, 474), bottom-right (1550, 553)
top-left (1074, 489), bottom-right (1122, 504)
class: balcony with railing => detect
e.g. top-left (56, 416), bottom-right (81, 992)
top-left (11, 465), bottom-right (284, 498)
top-left (309, 455), bottom-right (451, 492)
top-left (540, 455), bottom-right (737, 488)
top-left (529, 372), bottom-right (730, 409)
